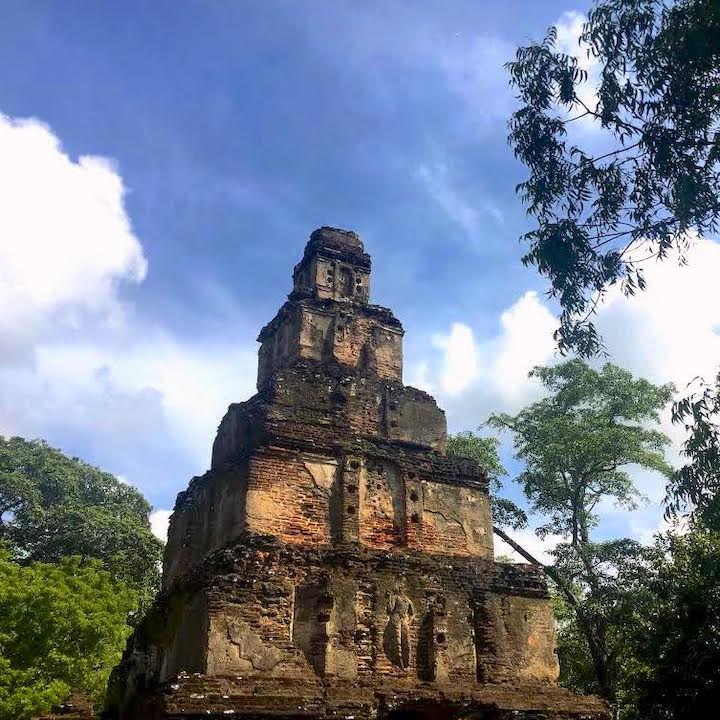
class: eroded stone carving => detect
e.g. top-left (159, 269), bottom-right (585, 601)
top-left (208, 616), bottom-right (286, 674)
top-left (383, 592), bottom-right (413, 669)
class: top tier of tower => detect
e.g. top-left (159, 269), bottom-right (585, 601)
top-left (256, 228), bottom-right (404, 389)
top-left (290, 227), bottom-right (371, 303)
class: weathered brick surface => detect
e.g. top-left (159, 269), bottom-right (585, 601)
top-left (107, 228), bottom-right (609, 720)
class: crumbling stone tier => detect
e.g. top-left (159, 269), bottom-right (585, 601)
top-left (105, 228), bottom-right (608, 720)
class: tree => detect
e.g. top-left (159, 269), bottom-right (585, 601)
top-left (489, 361), bottom-right (674, 543)
top-left (506, 0), bottom-right (720, 520)
top-left (0, 436), bottom-right (163, 607)
top-left (669, 372), bottom-right (720, 529)
top-left (625, 528), bottom-right (720, 719)
top-left (488, 360), bottom-right (674, 705)
top-left (551, 539), bottom-right (659, 715)
top-left (0, 552), bottom-right (138, 720)
top-left (447, 431), bottom-right (527, 529)
top-left (507, 0), bottom-right (720, 356)
top-left (549, 526), bottom-right (720, 720)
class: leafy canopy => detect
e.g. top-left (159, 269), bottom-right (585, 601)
top-left (627, 529), bottom-right (720, 719)
top-left (0, 436), bottom-right (162, 603)
top-left (669, 371), bottom-right (720, 528)
top-left (552, 537), bottom-right (660, 709)
top-left (553, 527), bottom-right (720, 720)
top-left (0, 552), bottom-right (138, 720)
top-left (487, 360), bottom-right (674, 704)
top-left (507, 0), bottom-right (720, 356)
top-left (488, 360), bottom-right (674, 542)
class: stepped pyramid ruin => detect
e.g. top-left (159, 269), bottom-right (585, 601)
top-left (106, 228), bottom-right (608, 720)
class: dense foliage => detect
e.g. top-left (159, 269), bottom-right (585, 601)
top-left (0, 436), bottom-right (163, 717)
top-left (0, 553), bottom-right (138, 720)
top-left (669, 371), bottom-right (720, 529)
top-left (629, 529), bottom-right (720, 718)
top-left (506, 0), bottom-right (720, 526)
top-left (553, 527), bottom-right (720, 720)
top-left (488, 360), bottom-right (675, 705)
top-left (0, 436), bottom-right (162, 604)
top-left (507, 0), bottom-right (720, 356)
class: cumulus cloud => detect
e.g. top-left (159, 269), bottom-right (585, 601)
top-left (419, 237), bottom-right (720, 545)
top-left (598, 237), bottom-right (720, 391)
top-left (432, 322), bottom-right (478, 396)
top-left (0, 111), bottom-right (257, 508)
top-left (1, 334), bottom-right (256, 481)
top-left (415, 291), bottom-right (558, 429)
top-left (0, 112), bottom-right (147, 364)
top-left (423, 238), bottom-right (720, 430)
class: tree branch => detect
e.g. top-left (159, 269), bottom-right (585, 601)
top-left (493, 525), bottom-right (580, 610)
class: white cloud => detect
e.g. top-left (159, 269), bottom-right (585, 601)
top-left (1, 334), bottom-right (257, 473)
top-left (418, 237), bottom-right (720, 545)
top-left (495, 529), bottom-right (562, 565)
top-left (0, 111), bottom-right (258, 504)
top-left (417, 291), bottom-right (558, 427)
top-left (598, 237), bottom-right (720, 390)
top-left (423, 238), bottom-right (720, 435)
top-left (432, 322), bottom-right (478, 396)
top-left (150, 509), bottom-right (172, 543)
top-left (0, 113), bottom-right (147, 364)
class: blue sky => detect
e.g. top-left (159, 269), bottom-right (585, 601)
top-left (1, 0), bottom-right (717, 558)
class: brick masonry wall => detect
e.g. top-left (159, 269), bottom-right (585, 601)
top-left (165, 442), bottom-right (493, 588)
top-left (107, 537), bottom-right (608, 720)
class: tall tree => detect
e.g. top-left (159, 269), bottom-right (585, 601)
top-left (0, 436), bottom-right (162, 606)
top-left (506, 0), bottom-right (720, 518)
top-left (488, 360), bottom-right (674, 705)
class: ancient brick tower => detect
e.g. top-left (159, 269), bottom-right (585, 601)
top-left (106, 228), bottom-right (607, 720)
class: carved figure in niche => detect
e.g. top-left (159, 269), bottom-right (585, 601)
top-left (383, 592), bottom-right (413, 669)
